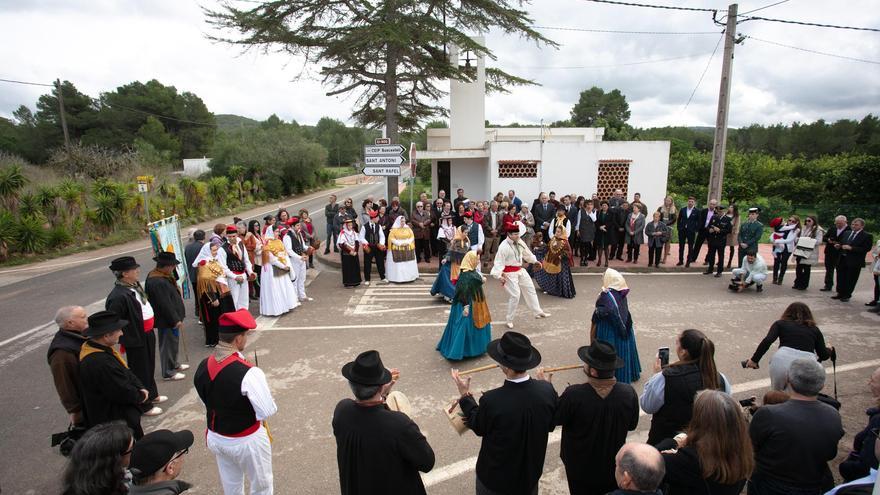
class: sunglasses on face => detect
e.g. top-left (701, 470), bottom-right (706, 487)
top-left (170, 448), bottom-right (189, 463)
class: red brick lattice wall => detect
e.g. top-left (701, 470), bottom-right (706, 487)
top-left (498, 160), bottom-right (539, 178)
top-left (596, 160), bottom-right (631, 200)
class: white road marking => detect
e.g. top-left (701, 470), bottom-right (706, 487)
top-left (421, 357), bottom-right (880, 488)
top-left (268, 321), bottom-right (508, 332)
top-left (354, 305), bottom-right (444, 315)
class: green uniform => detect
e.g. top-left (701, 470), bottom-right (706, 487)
top-left (737, 220), bottom-right (763, 264)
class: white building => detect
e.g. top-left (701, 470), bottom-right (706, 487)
top-left (420, 38), bottom-right (671, 212)
top-left (182, 157), bottom-right (211, 177)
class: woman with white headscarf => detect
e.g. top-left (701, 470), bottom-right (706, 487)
top-left (590, 268), bottom-right (641, 383)
top-left (436, 251), bottom-right (492, 360)
top-left (385, 216), bottom-right (419, 283)
top-left (259, 228), bottom-right (299, 316)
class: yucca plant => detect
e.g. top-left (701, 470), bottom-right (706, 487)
top-left (18, 193), bottom-right (40, 217)
top-left (0, 210), bottom-right (15, 261)
top-left (0, 165), bottom-right (28, 212)
top-left (58, 179), bottom-right (86, 218)
top-left (35, 185), bottom-right (61, 220)
top-left (92, 178), bottom-right (116, 197)
top-left (15, 214), bottom-right (48, 253)
top-left (92, 192), bottom-right (121, 233)
top-left (48, 224), bottom-right (73, 249)
top-left (207, 177), bottom-right (230, 207)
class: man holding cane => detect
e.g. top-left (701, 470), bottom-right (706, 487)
top-left (491, 222), bottom-right (550, 329)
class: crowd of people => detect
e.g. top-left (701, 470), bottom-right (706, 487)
top-left (43, 186), bottom-right (879, 495)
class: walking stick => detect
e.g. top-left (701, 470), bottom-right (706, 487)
top-left (459, 363), bottom-right (499, 375)
top-left (541, 364), bottom-right (582, 373)
top-left (254, 349), bottom-right (274, 443)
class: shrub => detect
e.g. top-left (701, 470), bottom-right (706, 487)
top-left (14, 214), bottom-right (48, 253)
top-left (18, 193), bottom-right (40, 217)
top-left (92, 192), bottom-right (122, 231)
top-left (0, 210), bottom-right (14, 260)
top-left (0, 164), bottom-right (28, 211)
top-left (48, 224), bottom-right (73, 249)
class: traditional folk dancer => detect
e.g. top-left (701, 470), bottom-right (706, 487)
top-left (435, 214), bottom-right (456, 264)
top-left (462, 210), bottom-right (484, 254)
top-left (222, 225), bottom-right (256, 311)
top-left (193, 243), bottom-right (236, 346)
top-left (431, 227), bottom-right (469, 302)
top-left (386, 216), bottom-right (419, 283)
top-left (436, 251), bottom-right (492, 360)
top-left (259, 232), bottom-right (298, 316)
top-left (548, 204), bottom-right (573, 239)
top-left (534, 225), bottom-right (576, 299)
top-left (358, 210), bottom-right (387, 286)
top-left (491, 222), bottom-right (550, 329)
top-left (282, 217), bottom-right (313, 303)
top-left (590, 269), bottom-right (641, 383)
top-left (337, 218), bottom-right (362, 288)
top-left (194, 309), bottom-right (277, 495)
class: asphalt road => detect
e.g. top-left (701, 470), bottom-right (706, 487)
top-left (0, 178), bottom-right (386, 495)
top-left (2, 176), bottom-right (878, 493)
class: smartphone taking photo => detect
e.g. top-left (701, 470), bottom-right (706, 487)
top-left (658, 347), bottom-right (670, 368)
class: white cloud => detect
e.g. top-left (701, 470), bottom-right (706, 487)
top-left (1, 0), bottom-right (877, 129)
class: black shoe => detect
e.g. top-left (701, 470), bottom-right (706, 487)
top-left (840, 297), bottom-right (851, 302)
top-left (323, 249), bottom-right (330, 255)
top-left (820, 287), bottom-right (832, 292)
top-left (866, 301), bottom-right (878, 306)
top-left (714, 273), bottom-right (721, 278)
top-left (685, 262), bottom-right (691, 268)
top-left (702, 270), bottom-right (712, 275)
top-left (756, 285), bottom-right (763, 293)
top-left (333, 247), bottom-right (340, 253)
top-left (676, 261), bottom-right (683, 266)
top-left (831, 294), bottom-right (842, 299)
top-left (702, 261), bottom-right (709, 266)
top-left (616, 257), bottom-right (624, 261)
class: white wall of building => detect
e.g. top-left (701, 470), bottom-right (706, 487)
top-left (451, 158), bottom-right (489, 200)
top-left (448, 38), bottom-right (486, 150)
top-left (595, 141), bottom-right (671, 213)
top-left (182, 157), bottom-right (211, 177)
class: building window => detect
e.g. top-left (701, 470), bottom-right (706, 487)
top-left (498, 160), bottom-right (539, 178)
top-left (596, 160), bottom-right (631, 200)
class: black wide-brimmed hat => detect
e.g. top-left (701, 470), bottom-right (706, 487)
top-left (153, 251), bottom-right (180, 266)
top-left (83, 310), bottom-right (129, 338)
top-left (342, 350), bottom-right (392, 386)
top-left (577, 340), bottom-right (624, 370)
top-left (487, 332), bottom-right (541, 370)
top-left (109, 256), bottom-right (139, 272)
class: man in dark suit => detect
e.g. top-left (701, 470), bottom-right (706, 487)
top-left (532, 192), bottom-right (555, 241)
top-left (481, 200), bottom-right (506, 268)
top-left (690, 198), bottom-right (718, 265)
top-left (821, 215), bottom-right (850, 292)
top-left (451, 332), bottom-right (558, 495)
top-left (832, 218), bottom-right (873, 302)
top-left (333, 350), bottom-right (435, 495)
top-left (610, 202), bottom-right (630, 261)
top-left (676, 196), bottom-right (700, 266)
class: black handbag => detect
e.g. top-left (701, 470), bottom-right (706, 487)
top-left (51, 424), bottom-right (88, 456)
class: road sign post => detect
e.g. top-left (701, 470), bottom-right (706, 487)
top-left (137, 175), bottom-right (154, 223)
top-left (364, 145), bottom-right (406, 197)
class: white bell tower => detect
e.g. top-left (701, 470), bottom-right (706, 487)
top-left (448, 37), bottom-right (486, 150)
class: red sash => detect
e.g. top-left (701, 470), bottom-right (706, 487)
top-left (503, 265), bottom-right (521, 273)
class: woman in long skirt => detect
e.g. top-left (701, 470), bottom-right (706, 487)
top-left (386, 216), bottom-right (419, 283)
top-left (436, 251), bottom-right (492, 360)
top-left (337, 218), bottom-right (362, 288)
top-left (535, 225), bottom-right (576, 298)
top-left (194, 243), bottom-right (235, 346)
top-left (591, 268), bottom-right (641, 383)
top-left (431, 227), bottom-right (469, 302)
top-left (260, 233), bottom-right (298, 316)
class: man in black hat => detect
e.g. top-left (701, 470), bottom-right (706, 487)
top-left (332, 350), bottom-right (435, 495)
top-left (106, 255), bottom-right (165, 415)
top-left (79, 310), bottom-right (151, 438)
top-left (193, 308), bottom-right (276, 495)
top-left (451, 332), bottom-right (558, 495)
top-left (129, 429), bottom-right (194, 494)
top-left (548, 340), bottom-right (639, 495)
top-left (145, 252), bottom-right (189, 382)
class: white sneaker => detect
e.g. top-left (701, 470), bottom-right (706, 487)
top-left (364, 281), bottom-right (371, 286)
top-left (305, 297), bottom-right (314, 302)
top-left (164, 372), bottom-right (185, 381)
top-left (535, 312), bottom-right (551, 319)
top-left (143, 406), bottom-right (163, 416)
top-left (152, 395), bottom-right (169, 404)
top-left (506, 322), bottom-right (514, 329)
top-left (177, 364), bottom-right (190, 371)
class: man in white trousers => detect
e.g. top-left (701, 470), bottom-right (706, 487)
top-left (222, 225), bottom-right (255, 311)
top-left (194, 309), bottom-right (277, 495)
top-left (282, 217), bottom-right (313, 303)
top-left (491, 222), bottom-right (551, 329)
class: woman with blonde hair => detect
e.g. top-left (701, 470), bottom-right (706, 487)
top-left (661, 390), bottom-right (753, 494)
top-left (657, 196), bottom-right (677, 264)
top-left (436, 251), bottom-right (492, 360)
top-left (193, 243), bottom-right (235, 346)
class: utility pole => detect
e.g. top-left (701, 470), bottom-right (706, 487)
top-left (54, 79), bottom-right (71, 151)
top-left (708, 3), bottom-right (738, 204)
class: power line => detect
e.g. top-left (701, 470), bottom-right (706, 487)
top-left (518, 52), bottom-right (716, 70)
top-left (739, 0), bottom-right (789, 16)
top-left (740, 15), bottom-right (880, 32)
top-left (581, 0), bottom-right (717, 13)
top-left (746, 35), bottom-right (880, 65)
top-left (682, 32), bottom-right (725, 113)
top-left (0, 77), bottom-right (54, 88)
top-left (531, 25), bottom-right (720, 35)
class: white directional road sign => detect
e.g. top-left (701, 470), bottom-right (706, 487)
top-left (365, 155), bottom-right (405, 166)
top-left (364, 144), bottom-right (405, 156)
top-left (363, 166), bottom-right (401, 176)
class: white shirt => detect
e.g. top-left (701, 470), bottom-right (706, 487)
top-left (506, 375), bottom-right (530, 384)
top-left (465, 221), bottom-right (485, 252)
top-left (491, 238), bottom-right (537, 279)
top-left (358, 222), bottom-right (386, 246)
top-left (548, 216), bottom-right (572, 238)
top-left (640, 371), bottom-right (732, 414)
top-left (206, 352), bottom-right (278, 444)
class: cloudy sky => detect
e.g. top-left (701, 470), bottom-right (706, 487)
top-left (1, 0), bottom-right (878, 129)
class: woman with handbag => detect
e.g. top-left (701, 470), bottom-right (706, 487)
top-left (436, 251), bottom-right (492, 360)
top-left (792, 215), bottom-right (823, 290)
